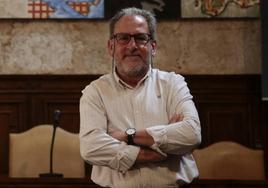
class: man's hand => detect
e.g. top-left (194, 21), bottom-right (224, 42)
top-left (136, 147), bottom-right (167, 163)
top-left (169, 113), bottom-right (183, 124)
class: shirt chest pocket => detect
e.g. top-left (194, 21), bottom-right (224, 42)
top-left (140, 95), bottom-right (169, 128)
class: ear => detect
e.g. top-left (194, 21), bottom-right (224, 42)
top-left (107, 39), bottom-right (115, 57)
top-left (150, 41), bottom-right (157, 57)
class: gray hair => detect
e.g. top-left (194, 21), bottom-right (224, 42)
top-left (109, 7), bottom-right (157, 41)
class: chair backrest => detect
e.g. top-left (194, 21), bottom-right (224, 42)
top-left (193, 141), bottom-right (265, 180)
top-left (9, 124), bottom-right (85, 178)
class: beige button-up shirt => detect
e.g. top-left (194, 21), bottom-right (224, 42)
top-left (79, 68), bottom-right (201, 188)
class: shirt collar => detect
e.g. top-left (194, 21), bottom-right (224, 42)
top-left (113, 66), bottom-right (152, 89)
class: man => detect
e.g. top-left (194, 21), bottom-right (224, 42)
top-left (79, 7), bottom-right (201, 188)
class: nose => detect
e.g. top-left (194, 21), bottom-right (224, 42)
top-left (127, 36), bottom-right (138, 48)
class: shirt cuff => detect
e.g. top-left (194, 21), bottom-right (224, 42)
top-left (146, 125), bottom-right (168, 150)
top-left (150, 143), bottom-right (167, 156)
top-left (108, 142), bottom-right (140, 173)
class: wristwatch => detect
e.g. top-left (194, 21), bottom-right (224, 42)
top-left (125, 128), bottom-right (136, 145)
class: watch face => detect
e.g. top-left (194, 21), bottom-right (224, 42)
top-left (126, 128), bottom-right (136, 135)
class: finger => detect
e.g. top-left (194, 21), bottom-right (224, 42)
top-left (176, 114), bottom-right (184, 121)
top-left (169, 113), bottom-right (183, 123)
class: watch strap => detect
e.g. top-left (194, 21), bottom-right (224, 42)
top-left (127, 134), bottom-right (134, 145)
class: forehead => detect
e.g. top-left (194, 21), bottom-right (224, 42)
top-left (114, 15), bottom-right (149, 34)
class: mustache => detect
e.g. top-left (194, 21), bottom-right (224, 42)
top-left (123, 53), bottom-right (141, 59)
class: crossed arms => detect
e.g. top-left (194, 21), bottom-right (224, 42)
top-left (109, 114), bottom-right (184, 164)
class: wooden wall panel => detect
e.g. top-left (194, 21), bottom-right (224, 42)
top-left (263, 101), bottom-right (268, 178)
top-left (0, 96), bottom-right (29, 132)
top-left (186, 75), bottom-right (262, 148)
top-left (31, 94), bottom-right (81, 133)
top-left (0, 113), bottom-right (9, 174)
top-left (198, 102), bottom-right (252, 147)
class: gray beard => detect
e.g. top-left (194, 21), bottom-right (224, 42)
top-left (122, 63), bottom-right (149, 78)
top-left (113, 55), bottom-right (152, 78)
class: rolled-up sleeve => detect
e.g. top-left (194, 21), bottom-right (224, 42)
top-left (79, 84), bottom-right (140, 173)
top-left (146, 74), bottom-right (201, 155)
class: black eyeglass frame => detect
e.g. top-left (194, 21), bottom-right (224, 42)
top-left (112, 33), bottom-right (153, 46)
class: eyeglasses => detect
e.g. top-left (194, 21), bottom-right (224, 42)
top-left (112, 33), bottom-right (152, 46)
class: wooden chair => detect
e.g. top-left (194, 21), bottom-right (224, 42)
top-left (193, 141), bottom-right (265, 180)
top-left (9, 124), bottom-right (85, 178)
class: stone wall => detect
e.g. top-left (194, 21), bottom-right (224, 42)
top-left (0, 19), bottom-right (261, 75)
